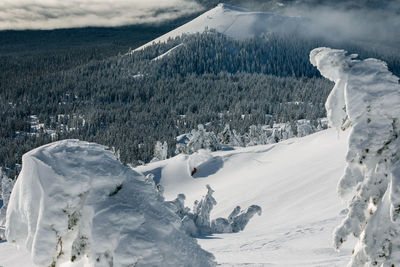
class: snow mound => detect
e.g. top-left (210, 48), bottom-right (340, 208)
top-left (132, 3), bottom-right (305, 52)
top-left (310, 47), bottom-right (400, 266)
top-left (5, 140), bottom-right (215, 267)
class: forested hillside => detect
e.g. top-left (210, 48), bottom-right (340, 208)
top-left (1, 29), bottom-right (399, 177)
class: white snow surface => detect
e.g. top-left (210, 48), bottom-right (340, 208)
top-left (136, 128), bottom-right (355, 266)
top-left (4, 140), bottom-right (214, 267)
top-left (132, 3), bottom-right (304, 52)
top-left (152, 43), bottom-right (184, 61)
top-left (0, 129), bottom-right (356, 266)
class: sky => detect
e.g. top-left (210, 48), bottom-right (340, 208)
top-left (0, 0), bottom-right (399, 49)
top-left (0, 0), bottom-right (204, 30)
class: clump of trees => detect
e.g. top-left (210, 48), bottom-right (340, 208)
top-left (175, 119), bottom-right (327, 154)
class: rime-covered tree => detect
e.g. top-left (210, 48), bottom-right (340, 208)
top-left (0, 169), bottom-right (13, 226)
top-left (193, 185), bottom-right (217, 233)
top-left (167, 185), bottom-right (261, 236)
top-left (152, 141), bottom-right (168, 162)
top-left (311, 47), bottom-right (400, 266)
top-left (184, 125), bottom-right (221, 154)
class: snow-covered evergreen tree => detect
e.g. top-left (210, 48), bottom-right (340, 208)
top-left (219, 124), bottom-right (234, 145)
top-left (152, 141), bottom-right (168, 162)
top-left (231, 129), bottom-right (244, 147)
top-left (169, 185), bottom-right (261, 237)
top-left (296, 120), bottom-right (314, 137)
top-left (211, 205), bottom-right (262, 234)
top-left (0, 168), bottom-right (14, 226)
top-left (186, 124), bottom-right (221, 154)
top-left (244, 125), bottom-right (261, 146)
top-left (218, 124), bottom-right (244, 147)
top-left (229, 205), bottom-right (262, 233)
top-left (310, 47), bottom-right (400, 266)
top-left (193, 184), bottom-right (217, 233)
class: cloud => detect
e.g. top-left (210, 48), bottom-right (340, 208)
top-left (196, 0), bottom-right (400, 48)
top-left (0, 0), bottom-right (204, 30)
top-left (282, 3), bottom-right (400, 48)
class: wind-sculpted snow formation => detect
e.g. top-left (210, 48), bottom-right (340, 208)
top-left (5, 140), bottom-right (215, 267)
top-left (310, 47), bottom-right (400, 266)
top-left (165, 185), bottom-right (262, 236)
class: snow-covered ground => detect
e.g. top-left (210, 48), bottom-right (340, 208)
top-left (132, 3), bottom-right (305, 52)
top-left (136, 128), bottom-right (355, 266)
top-left (0, 128), bottom-right (354, 266)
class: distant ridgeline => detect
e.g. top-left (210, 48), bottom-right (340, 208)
top-left (1, 30), bottom-right (400, 177)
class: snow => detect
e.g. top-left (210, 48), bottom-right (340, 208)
top-left (4, 47), bottom-right (397, 266)
top-left (135, 128), bottom-right (355, 266)
top-left (152, 43), bottom-right (184, 61)
top-left (4, 140), bottom-right (214, 266)
top-left (0, 242), bottom-right (35, 267)
top-left (132, 3), bottom-right (305, 52)
top-left (0, 129), bottom-right (356, 266)
top-left (310, 47), bottom-right (400, 266)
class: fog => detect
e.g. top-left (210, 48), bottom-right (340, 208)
top-left (0, 0), bottom-right (203, 30)
top-left (282, 2), bottom-right (400, 48)
top-left (232, 0), bottom-right (400, 48)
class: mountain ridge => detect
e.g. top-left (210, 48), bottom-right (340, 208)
top-left (132, 3), bottom-right (305, 52)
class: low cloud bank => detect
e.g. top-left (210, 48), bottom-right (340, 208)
top-left (0, 0), bottom-right (203, 30)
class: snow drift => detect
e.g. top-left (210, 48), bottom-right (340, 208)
top-left (310, 47), bottom-right (400, 266)
top-left (5, 140), bottom-right (215, 267)
top-left (132, 3), bottom-right (305, 52)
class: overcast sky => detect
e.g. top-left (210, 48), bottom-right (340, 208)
top-left (0, 0), bottom-right (204, 30)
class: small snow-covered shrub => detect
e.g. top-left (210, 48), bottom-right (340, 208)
top-left (311, 47), bottom-right (400, 266)
top-left (5, 140), bottom-right (215, 267)
top-left (168, 185), bottom-right (261, 236)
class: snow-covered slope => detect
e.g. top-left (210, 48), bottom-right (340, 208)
top-left (135, 128), bottom-right (355, 266)
top-left (133, 3), bottom-right (305, 51)
top-left (0, 129), bottom-right (355, 266)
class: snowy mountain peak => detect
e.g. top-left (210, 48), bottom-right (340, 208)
top-left (132, 4), bottom-right (305, 52)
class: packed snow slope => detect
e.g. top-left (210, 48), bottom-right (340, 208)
top-left (0, 129), bottom-right (354, 266)
top-left (136, 128), bottom-right (355, 266)
top-left (4, 140), bottom-right (215, 267)
top-left (133, 3), bottom-right (305, 51)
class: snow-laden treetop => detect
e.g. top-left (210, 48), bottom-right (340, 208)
top-left (311, 47), bottom-right (400, 266)
top-left (6, 140), bottom-right (215, 267)
top-left (310, 47), bottom-right (400, 131)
